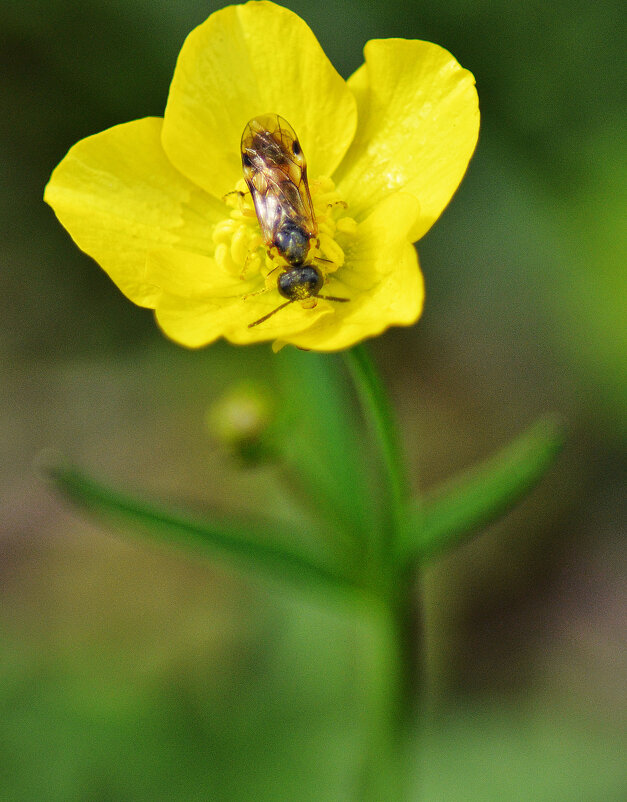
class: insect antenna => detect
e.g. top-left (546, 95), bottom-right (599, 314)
top-left (248, 300), bottom-right (293, 328)
top-left (248, 294), bottom-right (349, 328)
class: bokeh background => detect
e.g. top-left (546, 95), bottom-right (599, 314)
top-left (2, 0), bottom-right (625, 799)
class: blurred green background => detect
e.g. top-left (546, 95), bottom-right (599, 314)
top-left (1, 1), bottom-right (625, 799)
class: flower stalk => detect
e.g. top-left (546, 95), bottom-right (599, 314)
top-left (343, 346), bottom-right (422, 800)
top-left (343, 345), bottom-right (408, 573)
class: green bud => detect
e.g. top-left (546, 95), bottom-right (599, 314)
top-left (206, 382), bottom-right (273, 463)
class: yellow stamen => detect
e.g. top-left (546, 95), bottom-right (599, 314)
top-left (211, 175), bottom-right (357, 290)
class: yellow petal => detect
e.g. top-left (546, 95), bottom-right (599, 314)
top-left (336, 38), bottom-right (479, 240)
top-left (149, 248), bottom-right (327, 348)
top-left (150, 249), bottom-right (249, 347)
top-left (162, 1), bottom-right (357, 199)
top-left (44, 117), bottom-right (224, 306)
top-left (284, 192), bottom-right (424, 351)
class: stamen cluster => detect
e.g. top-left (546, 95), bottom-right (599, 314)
top-left (214, 176), bottom-right (357, 296)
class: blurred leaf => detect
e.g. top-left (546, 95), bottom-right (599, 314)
top-left (271, 349), bottom-right (373, 553)
top-left (400, 416), bottom-right (564, 564)
top-left (42, 459), bottom-right (356, 593)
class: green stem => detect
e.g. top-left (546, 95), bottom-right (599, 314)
top-left (342, 345), bottom-right (419, 800)
top-left (357, 577), bottom-right (420, 801)
top-left (342, 344), bottom-right (408, 571)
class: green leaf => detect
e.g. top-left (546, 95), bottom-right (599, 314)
top-left (40, 458), bottom-right (356, 593)
top-left (399, 416), bottom-right (564, 565)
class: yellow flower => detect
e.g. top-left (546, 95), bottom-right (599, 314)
top-left (44, 1), bottom-right (479, 352)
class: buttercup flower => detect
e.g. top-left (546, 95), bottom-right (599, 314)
top-left (44, 1), bottom-right (479, 351)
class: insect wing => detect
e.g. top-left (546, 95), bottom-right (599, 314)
top-left (241, 114), bottom-right (317, 248)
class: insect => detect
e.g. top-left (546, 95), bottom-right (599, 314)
top-left (240, 114), bottom-right (348, 327)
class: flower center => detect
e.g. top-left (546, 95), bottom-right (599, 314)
top-left (212, 176), bottom-right (357, 299)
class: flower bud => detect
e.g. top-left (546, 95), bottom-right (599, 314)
top-left (206, 382), bottom-right (273, 463)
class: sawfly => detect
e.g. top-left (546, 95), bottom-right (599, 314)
top-left (240, 114), bottom-right (348, 327)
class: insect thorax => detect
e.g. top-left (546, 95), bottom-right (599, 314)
top-left (274, 222), bottom-right (311, 267)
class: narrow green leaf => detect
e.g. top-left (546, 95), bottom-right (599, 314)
top-left (41, 459), bottom-right (355, 593)
top-left (400, 416), bottom-right (565, 565)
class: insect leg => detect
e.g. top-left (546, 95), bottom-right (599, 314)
top-left (221, 189), bottom-right (245, 203)
top-left (318, 295), bottom-right (349, 303)
top-left (241, 264), bottom-right (282, 299)
top-left (221, 189), bottom-right (256, 217)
